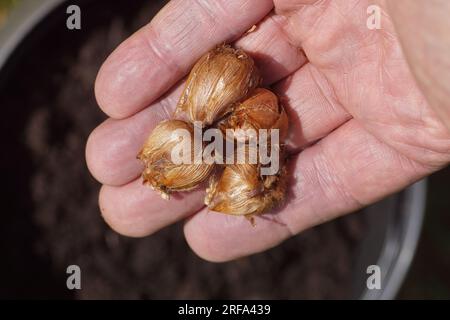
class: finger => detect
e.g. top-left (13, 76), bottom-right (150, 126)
top-left (95, 0), bottom-right (273, 119)
top-left (273, 0), bottom-right (389, 66)
top-left (99, 178), bottom-right (205, 237)
top-left (235, 13), bottom-right (307, 85)
top-left (88, 16), bottom-right (307, 187)
top-left (184, 120), bottom-right (429, 262)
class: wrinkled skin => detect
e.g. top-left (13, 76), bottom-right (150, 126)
top-left (387, 0), bottom-right (450, 132)
top-left (86, 0), bottom-right (450, 262)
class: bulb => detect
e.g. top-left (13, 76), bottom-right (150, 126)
top-left (137, 44), bottom-right (291, 219)
top-left (219, 88), bottom-right (288, 142)
top-left (205, 161), bottom-right (287, 218)
top-left (176, 45), bottom-right (261, 126)
top-left (138, 120), bottom-right (213, 199)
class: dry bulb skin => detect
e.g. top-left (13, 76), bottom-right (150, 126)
top-left (219, 88), bottom-right (289, 142)
top-left (138, 120), bottom-right (213, 199)
top-left (205, 160), bottom-right (288, 220)
top-left (138, 44), bottom-right (290, 221)
top-left (175, 44), bottom-right (261, 126)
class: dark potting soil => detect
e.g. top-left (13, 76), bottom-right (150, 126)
top-left (0, 0), bottom-right (366, 299)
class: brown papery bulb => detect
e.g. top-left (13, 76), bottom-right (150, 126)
top-left (219, 88), bottom-right (289, 142)
top-left (176, 45), bottom-right (261, 126)
top-left (138, 120), bottom-right (213, 199)
top-left (205, 162), bottom-right (287, 218)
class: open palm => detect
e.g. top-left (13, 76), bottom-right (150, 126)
top-left (86, 0), bottom-right (450, 261)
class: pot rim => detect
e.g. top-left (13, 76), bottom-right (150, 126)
top-left (361, 180), bottom-right (426, 299)
top-left (0, 0), bottom-right (65, 73)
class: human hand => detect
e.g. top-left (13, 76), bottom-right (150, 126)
top-left (86, 0), bottom-right (450, 262)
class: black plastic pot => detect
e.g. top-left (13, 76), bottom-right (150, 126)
top-left (0, 0), bottom-right (426, 299)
